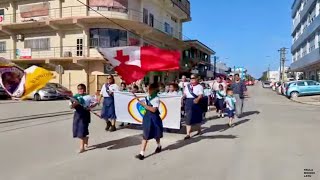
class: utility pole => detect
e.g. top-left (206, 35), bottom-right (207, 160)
top-left (278, 47), bottom-right (288, 82)
top-left (267, 64), bottom-right (270, 81)
top-left (213, 56), bottom-right (217, 79)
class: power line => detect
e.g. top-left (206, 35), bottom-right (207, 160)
top-left (76, 0), bottom-right (188, 48)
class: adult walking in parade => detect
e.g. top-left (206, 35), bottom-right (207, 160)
top-left (230, 74), bottom-right (247, 118)
top-left (184, 74), bottom-right (204, 140)
top-left (99, 75), bottom-right (119, 132)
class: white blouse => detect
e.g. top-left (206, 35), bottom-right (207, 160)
top-left (147, 96), bottom-right (160, 108)
top-left (184, 84), bottom-right (204, 98)
top-left (100, 84), bottom-right (119, 97)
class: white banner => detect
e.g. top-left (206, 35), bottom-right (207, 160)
top-left (114, 92), bottom-right (181, 129)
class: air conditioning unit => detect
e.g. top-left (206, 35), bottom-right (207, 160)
top-left (64, 51), bottom-right (72, 57)
top-left (16, 34), bottom-right (24, 41)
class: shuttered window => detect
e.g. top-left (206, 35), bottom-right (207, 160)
top-left (24, 38), bottom-right (50, 51)
top-left (0, 42), bottom-right (6, 53)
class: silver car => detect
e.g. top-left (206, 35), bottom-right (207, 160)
top-left (26, 84), bottom-right (59, 101)
top-left (0, 85), bottom-right (9, 99)
top-left (262, 81), bottom-right (271, 88)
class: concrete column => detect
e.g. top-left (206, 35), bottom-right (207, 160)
top-left (10, 1), bottom-right (16, 23)
top-left (83, 28), bottom-right (90, 57)
top-left (57, 31), bottom-right (64, 57)
top-left (11, 35), bottom-right (17, 59)
top-left (316, 1), bottom-right (320, 16)
top-left (59, 0), bottom-right (63, 18)
top-left (316, 33), bottom-right (319, 49)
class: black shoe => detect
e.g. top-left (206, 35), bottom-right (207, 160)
top-left (110, 125), bottom-right (117, 132)
top-left (119, 123), bottom-right (125, 127)
top-left (184, 135), bottom-right (191, 140)
top-left (155, 146), bottom-right (162, 154)
top-left (105, 121), bottom-right (111, 131)
top-left (135, 154), bottom-right (144, 160)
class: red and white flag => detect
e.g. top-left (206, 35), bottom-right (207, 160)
top-left (98, 46), bottom-right (180, 83)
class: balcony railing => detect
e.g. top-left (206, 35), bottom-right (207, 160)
top-left (0, 46), bottom-right (103, 60)
top-left (171, 0), bottom-right (191, 17)
top-left (0, 5), bottom-right (183, 40)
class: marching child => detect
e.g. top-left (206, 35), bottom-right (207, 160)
top-left (225, 88), bottom-right (237, 127)
top-left (135, 83), bottom-right (163, 160)
top-left (167, 83), bottom-right (179, 96)
top-left (70, 84), bottom-right (91, 153)
top-left (216, 84), bottom-right (226, 118)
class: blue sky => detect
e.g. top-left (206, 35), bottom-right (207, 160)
top-left (183, 0), bottom-right (293, 78)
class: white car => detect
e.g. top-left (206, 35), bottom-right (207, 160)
top-left (26, 84), bottom-right (59, 101)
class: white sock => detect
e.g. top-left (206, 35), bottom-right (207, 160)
top-left (140, 151), bottom-right (144, 156)
top-left (157, 143), bottom-right (161, 148)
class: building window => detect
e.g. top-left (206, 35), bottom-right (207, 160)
top-left (171, 16), bottom-right (177, 23)
top-left (24, 38), bottom-right (50, 51)
top-left (149, 13), bottom-right (154, 27)
top-left (0, 41), bottom-right (5, 53)
top-left (89, 28), bottom-right (127, 48)
top-left (143, 8), bottom-right (148, 24)
top-left (165, 22), bottom-right (172, 35)
top-left (0, 9), bottom-right (4, 23)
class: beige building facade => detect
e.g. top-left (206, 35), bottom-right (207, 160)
top-left (0, 0), bottom-right (191, 94)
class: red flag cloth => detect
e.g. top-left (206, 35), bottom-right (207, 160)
top-left (98, 46), bottom-right (181, 84)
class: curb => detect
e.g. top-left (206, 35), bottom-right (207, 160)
top-left (291, 99), bottom-right (320, 106)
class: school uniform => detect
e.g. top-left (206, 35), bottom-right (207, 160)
top-left (184, 84), bottom-right (204, 125)
top-left (166, 91), bottom-right (179, 96)
top-left (72, 94), bottom-right (91, 138)
top-left (142, 95), bottom-right (163, 140)
top-left (216, 90), bottom-right (226, 111)
top-left (225, 95), bottom-right (236, 118)
top-left (100, 83), bottom-right (119, 120)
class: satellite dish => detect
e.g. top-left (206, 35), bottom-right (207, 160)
top-left (105, 64), bottom-right (114, 72)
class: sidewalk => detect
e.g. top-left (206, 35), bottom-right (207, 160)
top-left (293, 95), bottom-right (320, 106)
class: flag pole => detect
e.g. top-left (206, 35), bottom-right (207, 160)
top-left (68, 96), bottom-right (102, 119)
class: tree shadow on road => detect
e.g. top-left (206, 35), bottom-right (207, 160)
top-left (89, 134), bottom-right (142, 151)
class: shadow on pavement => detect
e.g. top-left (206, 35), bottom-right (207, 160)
top-left (240, 111), bottom-right (260, 118)
top-left (90, 134), bottom-right (142, 151)
top-left (162, 135), bottom-right (237, 152)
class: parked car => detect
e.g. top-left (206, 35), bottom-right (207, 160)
top-left (262, 81), bottom-right (271, 88)
top-left (281, 81), bottom-right (295, 96)
top-left (0, 85), bottom-right (10, 99)
top-left (46, 83), bottom-right (73, 99)
top-left (286, 80), bottom-right (320, 99)
top-left (26, 84), bottom-right (59, 101)
top-left (245, 80), bottom-right (254, 86)
top-left (272, 82), bottom-right (281, 91)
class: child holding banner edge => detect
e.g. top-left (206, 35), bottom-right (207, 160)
top-left (70, 84), bottom-right (91, 153)
top-left (135, 83), bottom-right (163, 160)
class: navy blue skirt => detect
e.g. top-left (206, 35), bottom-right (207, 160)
top-left (142, 111), bottom-right (163, 140)
top-left (216, 98), bottom-right (225, 111)
top-left (185, 98), bottom-right (203, 125)
top-left (73, 106), bottom-right (91, 138)
top-left (101, 97), bottom-right (117, 120)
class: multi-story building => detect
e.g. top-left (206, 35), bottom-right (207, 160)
top-left (290, 0), bottom-right (320, 81)
top-left (181, 40), bottom-right (215, 80)
top-left (0, 0), bottom-right (191, 94)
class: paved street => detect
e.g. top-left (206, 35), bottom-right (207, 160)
top-left (0, 84), bottom-right (319, 180)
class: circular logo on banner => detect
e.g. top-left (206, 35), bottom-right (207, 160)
top-left (128, 98), bottom-right (167, 123)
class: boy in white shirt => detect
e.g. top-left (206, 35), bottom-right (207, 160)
top-left (225, 89), bottom-right (236, 127)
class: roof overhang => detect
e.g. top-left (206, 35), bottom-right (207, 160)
top-left (184, 40), bottom-right (215, 55)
